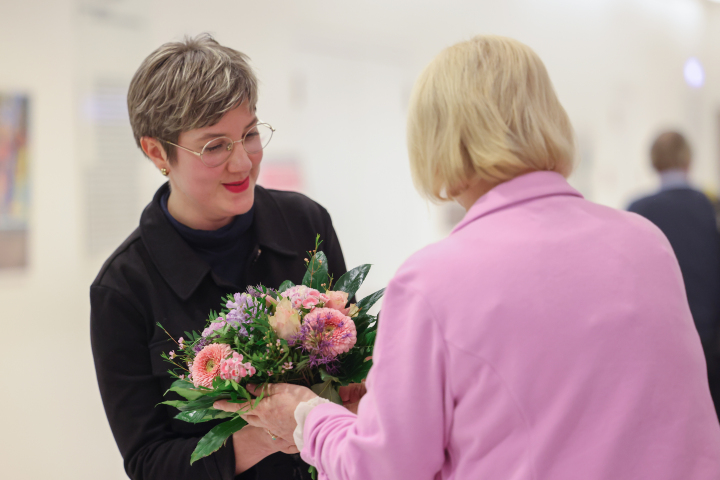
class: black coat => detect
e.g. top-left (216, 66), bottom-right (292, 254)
top-left (90, 183), bottom-right (349, 480)
top-left (628, 187), bottom-right (720, 349)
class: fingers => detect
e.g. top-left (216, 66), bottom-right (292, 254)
top-left (246, 383), bottom-right (276, 397)
top-left (213, 399), bottom-right (252, 413)
top-left (339, 385), bottom-right (351, 403)
top-left (240, 413), bottom-right (266, 429)
top-left (338, 382), bottom-right (367, 404)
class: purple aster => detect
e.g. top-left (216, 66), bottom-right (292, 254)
top-left (192, 337), bottom-right (209, 354)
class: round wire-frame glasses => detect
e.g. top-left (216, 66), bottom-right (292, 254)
top-left (162, 122), bottom-right (275, 168)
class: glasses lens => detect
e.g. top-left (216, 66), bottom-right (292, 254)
top-left (243, 124), bottom-right (273, 154)
top-left (201, 137), bottom-right (233, 167)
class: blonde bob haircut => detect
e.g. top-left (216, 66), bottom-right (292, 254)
top-left (407, 35), bottom-right (575, 201)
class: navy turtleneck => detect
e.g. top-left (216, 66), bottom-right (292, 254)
top-left (160, 190), bottom-right (255, 288)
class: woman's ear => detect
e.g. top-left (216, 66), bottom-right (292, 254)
top-left (140, 137), bottom-right (170, 172)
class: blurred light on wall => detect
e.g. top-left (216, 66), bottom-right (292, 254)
top-left (684, 57), bottom-right (705, 88)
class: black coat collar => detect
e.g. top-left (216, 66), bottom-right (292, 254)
top-left (139, 183), bottom-right (298, 301)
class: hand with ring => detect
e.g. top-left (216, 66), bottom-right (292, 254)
top-left (230, 425), bottom-right (299, 475)
top-left (214, 383), bottom-right (317, 443)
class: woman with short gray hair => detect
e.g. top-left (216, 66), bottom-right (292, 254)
top-left (90, 34), bottom-right (348, 479)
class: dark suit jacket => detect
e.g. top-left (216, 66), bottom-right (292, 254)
top-left (90, 183), bottom-right (348, 480)
top-left (628, 187), bottom-right (720, 349)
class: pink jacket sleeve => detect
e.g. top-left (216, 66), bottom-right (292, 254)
top-left (301, 278), bottom-right (449, 480)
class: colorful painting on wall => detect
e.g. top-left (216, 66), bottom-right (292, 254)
top-left (0, 94), bottom-right (29, 268)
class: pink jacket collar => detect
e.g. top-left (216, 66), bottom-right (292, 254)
top-left (452, 171), bottom-right (583, 234)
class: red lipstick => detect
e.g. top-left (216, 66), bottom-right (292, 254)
top-left (223, 177), bottom-right (250, 193)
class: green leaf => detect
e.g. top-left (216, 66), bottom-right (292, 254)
top-left (334, 265), bottom-right (371, 299)
top-left (166, 379), bottom-right (204, 401)
top-left (190, 416), bottom-right (248, 464)
top-left (253, 389), bottom-right (266, 409)
top-left (356, 287), bottom-right (385, 314)
top-left (160, 400), bottom-right (190, 409)
top-left (353, 314), bottom-right (374, 337)
top-left (311, 379), bottom-right (342, 405)
top-left (302, 251), bottom-right (329, 290)
top-left (177, 393), bottom-right (232, 412)
top-left (278, 280), bottom-right (295, 293)
top-left (319, 368), bottom-right (340, 383)
top-left (340, 357), bottom-right (373, 385)
top-left (363, 330), bottom-right (377, 347)
top-left (175, 408), bottom-right (234, 423)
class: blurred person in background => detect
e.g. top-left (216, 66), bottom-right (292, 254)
top-left (216, 35), bottom-right (720, 480)
top-left (90, 34), bottom-right (350, 480)
top-left (628, 131), bottom-right (720, 418)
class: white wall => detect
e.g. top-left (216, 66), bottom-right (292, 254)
top-left (1, 0), bottom-right (719, 478)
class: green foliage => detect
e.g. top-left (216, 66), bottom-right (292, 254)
top-left (319, 369), bottom-right (340, 383)
top-left (337, 354), bottom-right (374, 385)
top-left (277, 280), bottom-right (295, 293)
top-left (190, 415), bottom-right (248, 465)
top-left (334, 264), bottom-right (372, 299)
top-left (176, 394), bottom-right (234, 412)
top-left (175, 409), bottom-right (234, 423)
top-left (311, 378), bottom-right (342, 405)
top-left (303, 251), bottom-right (329, 290)
top-left (166, 379), bottom-right (205, 401)
top-left (159, 400), bottom-right (189, 409)
top-left (356, 287), bottom-right (385, 314)
top-left (158, 234), bottom-right (386, 465)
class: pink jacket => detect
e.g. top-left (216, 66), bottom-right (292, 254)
top-left (302, 171), bottom-right (720, 480)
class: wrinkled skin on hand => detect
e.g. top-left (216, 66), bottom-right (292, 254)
top-left (215, 381), bottom-right (369, 443)
top-left (215, 384), bottom-right (317, 442)
top-left (339, 381), bottom-right (367, 414)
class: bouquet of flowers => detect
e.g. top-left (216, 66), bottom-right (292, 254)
top-left (159, 236), bottom-right (383, 464)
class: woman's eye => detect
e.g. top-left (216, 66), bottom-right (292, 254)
top-left (205, 144), bottom-right (223, 152)
top-left (245, 132), bottom-right (258, 139)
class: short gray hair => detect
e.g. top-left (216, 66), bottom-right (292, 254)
top-left (127, 33), bottom-right (258, 162)
top-left (650, 131), bottom-right (691, 172)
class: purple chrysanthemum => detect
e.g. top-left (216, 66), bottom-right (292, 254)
top-left (290, 308), bottom-right (357, 369)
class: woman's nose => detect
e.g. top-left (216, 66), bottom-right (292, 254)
top-left (226, 142), bottom-right (252, 172)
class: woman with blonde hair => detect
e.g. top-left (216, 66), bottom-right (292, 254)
top-left (216, 36), bottom-right (720, 479)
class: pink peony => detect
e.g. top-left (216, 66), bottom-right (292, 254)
top-left (302, 297), bottom-right (320, 309)
top-left (324, 290), bottom-right (350, 315)
top-left (191, 343), bottom-right (232, 388)
top-left (281, 285), bottom-right (329, 310)
top-left (219, 352), bottom-right (256, 382)
top-left (300, 307), bottom-right (357, 357)
top-left (269, 297), bottom-right (301, 340)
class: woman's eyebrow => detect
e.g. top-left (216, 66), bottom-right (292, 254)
top-left (194, 117), bottom-right (259, 142)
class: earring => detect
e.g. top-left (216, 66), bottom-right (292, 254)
top-left (160, 168), bottom-right (169, 176)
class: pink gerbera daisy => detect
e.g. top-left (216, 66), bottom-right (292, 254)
top-left (191, 343), bottom-right (232, 388)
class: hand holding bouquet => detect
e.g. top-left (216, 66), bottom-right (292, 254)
top-left (158, 236), bottom-right (383, 464)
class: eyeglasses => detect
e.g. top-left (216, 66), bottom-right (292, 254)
top-left (162, 122), bottom-right (275, 168)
